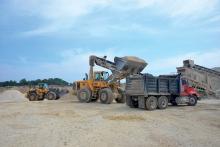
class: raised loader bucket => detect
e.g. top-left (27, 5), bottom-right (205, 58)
top-left (113, 56), bottom-right (147, 79)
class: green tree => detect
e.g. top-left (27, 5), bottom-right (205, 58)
top-left (19, 78), bottom-right (28, 86)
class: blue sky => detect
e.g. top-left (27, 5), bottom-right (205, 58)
top-left (0, 0), bottom-right (220, 82)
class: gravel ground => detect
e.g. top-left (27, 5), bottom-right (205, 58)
top-left (0, 90), bottom-right (220, 147)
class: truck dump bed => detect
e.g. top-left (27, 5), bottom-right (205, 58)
top-left (126, 74), bottom-right (181, 96)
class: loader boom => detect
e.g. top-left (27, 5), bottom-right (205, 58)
top-left (89, 55), bottom-right (147, 83)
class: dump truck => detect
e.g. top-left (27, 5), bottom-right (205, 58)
top-left (26, 83), bottom-right (68, 101)
top-left (126, 74), bottom-right (200, 110)
top-left (73, 55), bottom-right (147, 104)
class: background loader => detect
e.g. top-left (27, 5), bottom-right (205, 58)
top-left (26, 83), bottom-right (65, 101)
top-left (73, 55), bottom-right (147, 104)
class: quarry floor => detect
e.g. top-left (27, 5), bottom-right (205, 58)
top-left (0, 90), bottom-right (220, 147)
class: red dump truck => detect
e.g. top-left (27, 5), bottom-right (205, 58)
top-left (126, 74), bottom-right (200, 110)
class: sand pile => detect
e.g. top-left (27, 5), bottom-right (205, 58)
top-left (0, 90), bottom-right (27, 102)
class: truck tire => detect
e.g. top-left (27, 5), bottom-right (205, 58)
top-left (126, 96), bottom-right (138, 108)
top-left (115, 90), bottom-right (126, 103)
top-left (99, 88), bottom-right (113, 104)
top-left (47, 92), bottom-right (57, 100)
top-left (28, 93), bottom-right (37, 101)
top-left (188, 95), bottom-right (197, 106)
top-left (77, 88), bottom-right (92, 103)
top-left (158, 96), bottom-right (168, 109)
top-left (145, 96), bottom-right (158, 111)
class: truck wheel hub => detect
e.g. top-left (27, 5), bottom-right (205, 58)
top-left (189, 97), bottom-right (195, 104)
top-left (149, 100), bottom-right (156, 108)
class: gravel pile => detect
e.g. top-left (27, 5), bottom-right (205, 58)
top-left (0, 90), bottom-right (27, 102)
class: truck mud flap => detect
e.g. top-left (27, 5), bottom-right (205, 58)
top-left (138, 96), bottom-right (145, 109)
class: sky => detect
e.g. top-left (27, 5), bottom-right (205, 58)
top-left (0, 0), bottom-right (220, 82)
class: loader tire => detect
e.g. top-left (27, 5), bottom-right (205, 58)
top-left (99, 88), bottom-right (113, 104)
top-left (116, 90), bottom-right (125, 103)
top-left (158, 96), bottom-right (168, 109)
top-left (28, 93), bottom-right (37, 101)
top-left (77, 88), bottom-right (91, 103)
top-left (47, 92), bottom-right (57, 100)
top-left (145, 96), bottom-right (157, 111)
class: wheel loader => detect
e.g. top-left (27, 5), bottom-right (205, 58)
top-left (73, 55), bottom-right (147, 104)
top-left (26, 83), bottom-right (59, 101)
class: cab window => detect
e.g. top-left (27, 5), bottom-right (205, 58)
top-left (103, 72), bottom-right (109, 81)
top-left (95, 73), bottom-right (101, 80)
top-left (182, 79), bottom-right (188, 85)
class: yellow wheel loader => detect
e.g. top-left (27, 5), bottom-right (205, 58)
top-left (73, 55), bottom-right (147, 104)
top-left (26, 83), bottom-right (59, 101)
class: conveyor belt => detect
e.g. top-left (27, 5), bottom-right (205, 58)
top-left (193, 64), bottom-right (220, 77)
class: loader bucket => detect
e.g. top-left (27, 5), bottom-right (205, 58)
top-left (114, 56), bottom-right (147, 75)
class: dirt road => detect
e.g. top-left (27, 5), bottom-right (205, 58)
top-left (0, 90), bottom-right (220, 147)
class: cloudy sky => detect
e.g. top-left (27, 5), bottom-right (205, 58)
top-left (0, 0), bottom-right (220, 82)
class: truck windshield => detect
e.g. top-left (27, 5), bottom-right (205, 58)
top-left (182, 79), bottom-right (187, 85)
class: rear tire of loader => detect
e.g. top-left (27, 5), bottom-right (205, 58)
top-left (77, 88), bottom-right (92, 103)
top-left (116, 90), bottom-right (125, 103)
top-left (29, 93), bottom-right (37, 101)
top-left (99, 88), bottom-right (113, 104)
top-left (145, 96), bottom-right (158, 111)
top-left (47, 92), bottom-right (57, 100)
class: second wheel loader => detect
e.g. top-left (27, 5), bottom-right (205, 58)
top-left (26, 83), bottom-right (60, 101)
top-left (73, 55), bottom-right (147, 104)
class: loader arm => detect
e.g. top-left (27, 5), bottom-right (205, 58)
top-left (89, 55), bottom-right (147, 83)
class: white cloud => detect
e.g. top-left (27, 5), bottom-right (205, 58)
top-left (147, 49), bottom-right (220, 75)
top-left (86, 23), bottom-right (161, 37)
top-left (34, 48), bottom-right (120, 82)
top-left (10, 0), bottom-right (220, 36)
top-left (14, 0), bottom-right (111, 36)
top-left (138, 0), bottom-right (218, 17)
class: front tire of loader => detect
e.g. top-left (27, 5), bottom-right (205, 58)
top-left (99, 88), bottom-right (113, 104)
top-left (46, 92), bottom-right (57, 100)
top-left (28, 93), bottom-right (37, 101)
top-left (77, 88), bottom-right (92, 103)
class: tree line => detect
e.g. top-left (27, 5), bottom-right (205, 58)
top-left (0, 78), bottom-right (70, 87)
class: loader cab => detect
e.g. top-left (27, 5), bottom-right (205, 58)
top-left (94, 71), bottom-right (109, 81)
top-left (38, 83), bottom-right (48, 89)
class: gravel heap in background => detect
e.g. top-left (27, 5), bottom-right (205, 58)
top-left (0, 90), bottom-right (27, 102)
